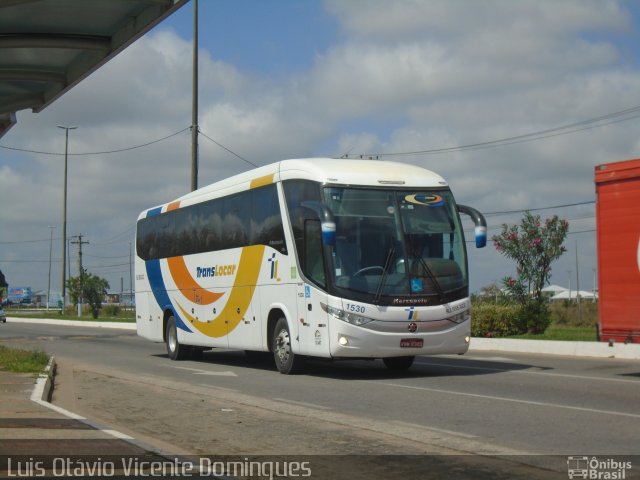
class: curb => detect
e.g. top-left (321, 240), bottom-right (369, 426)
top-left (26, 358), bottom-right (233, 478)
top-left (30, 355), bottom-right (55, 404)
top-left (470, 337), bottom-right (640, 360)
top-left (30, 356), bottom-right (85, 419)
top-left (7, 317), bottom-right (136, 330)
top-left (28, 356), bottom-right (205, 466)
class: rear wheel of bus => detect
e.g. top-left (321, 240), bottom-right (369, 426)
top-left (273, 317), bottom-right (305, 374)
top-left (166, 315), bottom-right (189, 361)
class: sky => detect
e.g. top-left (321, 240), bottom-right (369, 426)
top-left (2, 0), bottom-right (640, 299)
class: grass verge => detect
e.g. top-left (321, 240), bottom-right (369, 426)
top-left (0, 345), bottom-right (49, 373)
top-left (507, 325), bottom-right (598, 341)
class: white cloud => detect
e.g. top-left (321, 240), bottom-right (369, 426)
top-left (1, 1), bottom-right (638, 294)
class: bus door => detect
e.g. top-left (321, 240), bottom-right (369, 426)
top-left (296, 282), bottom-right (330, 356)
top-left (296, 219), bottom-right (331, 356)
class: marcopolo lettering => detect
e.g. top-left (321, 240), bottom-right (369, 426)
top-left (196, 264), bottom-right (237, 278)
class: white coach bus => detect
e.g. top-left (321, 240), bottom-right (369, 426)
top-left (135, 158), bottom-right (487, 374)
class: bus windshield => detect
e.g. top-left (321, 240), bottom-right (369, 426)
top-left (324, 187), bottom-right (468, 305)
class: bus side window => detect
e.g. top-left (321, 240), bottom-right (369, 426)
top-left (251, 185), bottom-right (287, 254)
top-left (222, 193), bottom-right (250, 250)
top-left (303, 219), bottom-right (326, 288)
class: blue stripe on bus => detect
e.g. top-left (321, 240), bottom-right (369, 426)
top-left (145, 259), bottom-right (191, 333)
top-left (147, 206), bottom-right (163, 217)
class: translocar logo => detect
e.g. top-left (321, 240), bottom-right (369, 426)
top-left (196, 264), bottom-right (237, 278)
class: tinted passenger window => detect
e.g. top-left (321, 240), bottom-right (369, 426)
top-left (136, 183), bottom-right (288, 260)
top-left (252, 185), bottom-right (287, 253)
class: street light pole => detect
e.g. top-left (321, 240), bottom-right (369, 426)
top-left (47, 225), bottom-right (55, 310)
top-left (57, 125), bottom-right (77, 313)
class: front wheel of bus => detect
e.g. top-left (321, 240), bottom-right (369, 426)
top-left (383, 356), bottom-right (415, 371)
top-left (166, 316), bottom-right (188, 361)
top-left (273, 317), bottom-right (305, 374)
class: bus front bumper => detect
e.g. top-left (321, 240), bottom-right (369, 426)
top-left (329, 319), bottom-right (470, 358)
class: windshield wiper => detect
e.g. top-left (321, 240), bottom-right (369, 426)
top-left (409, 250), bottom-right (444, 298)
top-left (373, 245), bottom-right (395, 305)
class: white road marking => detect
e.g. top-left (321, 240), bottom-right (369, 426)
top-left (273, 398), bottom-right (332, 411)
top-left (102, 429), bottom-right (134, 440)
top-left (390, 420), bottom-right (478, 439)
top-left (365, 381), bottom-right (640, 419)
top-left (169, 366), bottom-right (237, 377)
top-left (414, 359), bottom-right (640, 385)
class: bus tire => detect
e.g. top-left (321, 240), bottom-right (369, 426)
top-left (166, 316), bottom-right (189, 361)
top-left (272, 317), bottom-right (305, 374)
top-left (383, 356), bottom-right (415, 371)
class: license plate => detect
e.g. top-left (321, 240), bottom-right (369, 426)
top-left (400, 338), bottom-right (423, 348)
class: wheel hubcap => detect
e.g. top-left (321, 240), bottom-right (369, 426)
top-left (275, 328), bottom-right (290, 363)
top-left (168, 325), bottom-right (177, 352)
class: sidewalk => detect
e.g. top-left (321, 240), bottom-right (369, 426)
top-left (0, 359), bottom-right (190, 477)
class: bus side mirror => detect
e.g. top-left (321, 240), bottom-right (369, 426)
top-left (457, 204), bottom-right (487, 248)
top-left (301, 201), bottom-right (336, 246)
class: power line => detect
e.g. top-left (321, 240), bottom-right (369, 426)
top-left (0, 127), bottom-right (191, 157)
top-left (0, 259), bottom-right (53, 263)
top-left (85, 262), bottom-right (130, 269)
top-left (0, 238), bottom-right (56, 245)
top-left (84, 253), bottom-right (131, 259)
top-left (484, 200), bottom-right (594, 216)
top-left (91, 226), bottom-right (135, 246)
top-left (348, 104), bottom-right (640, 158)
top-left (198, 129), bottom-right (258, 168)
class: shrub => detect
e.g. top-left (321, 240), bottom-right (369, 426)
top-left (492, 212), bottom-right (568, 334)
top-left (102, 304), bottom-right (121, 317)
top-left (549, 301), bottom-right (598, 327)
top-left (471, 303), bottom-right (525, 337)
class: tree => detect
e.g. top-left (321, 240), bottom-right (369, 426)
top-left (478, 281), bottom-right (505, 302)
top-left (0, 269), bottom-right (7, 304)
top-left (492, 212), bottom-right (569, 333)
top-left (66, 269), bottom-right (110, 319)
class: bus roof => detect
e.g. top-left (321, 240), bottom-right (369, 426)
top-left (139, 158), bottom-right (448, 218)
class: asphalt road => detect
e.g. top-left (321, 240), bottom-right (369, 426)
top-left (1, 321), bottom-right (639, 479)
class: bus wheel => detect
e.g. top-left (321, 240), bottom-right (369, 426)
top-left (166, 316), bottom-right (189, 361)
top-left (272, 317), bottom-right (305, 374)
top-left (383, 356), bottom-right (415, 371)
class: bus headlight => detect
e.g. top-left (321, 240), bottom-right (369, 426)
top-left (320, 303), bottom-right (375, 326)
top-left (447, 311), bottom-right (470, 324)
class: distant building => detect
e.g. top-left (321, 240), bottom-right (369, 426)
top-left (32, 290), bottom-right (61, 308)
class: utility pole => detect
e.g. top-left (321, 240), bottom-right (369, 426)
top-left (71, 234), bottom-right (89, 317)
top-left (57, 125), bottom-right (77, 313)
top-left (190, 0), bottom-right (199, 191)
top-left (576, 240), bottom-right (582, 323)
top-left (129, 241), bottom-right (133, 309)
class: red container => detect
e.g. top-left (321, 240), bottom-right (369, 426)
top-left (595, 158), bottom-right (640, 343)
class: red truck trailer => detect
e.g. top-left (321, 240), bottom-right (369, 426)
top-left (595, 158), bottom-right (640, 343)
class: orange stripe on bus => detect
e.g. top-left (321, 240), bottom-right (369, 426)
top-left (166, 256), bottom-right (224, 305)
top-left (186, 245), bottom-right (265, 338)
top-left (250, 174), bottom-right (274, 189)
top-left (166, 201), bottom-right (181, 212)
